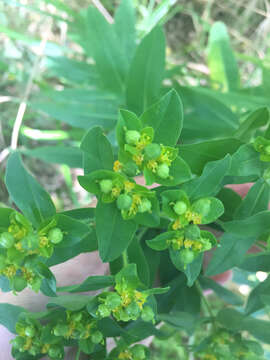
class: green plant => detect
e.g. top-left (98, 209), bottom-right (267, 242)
top-left (1, 1), bottom-right (270, 359)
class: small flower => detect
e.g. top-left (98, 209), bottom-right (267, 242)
top-left (113, 160), bottom-right (123, 172)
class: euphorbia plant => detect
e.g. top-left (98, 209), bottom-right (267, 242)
top-left (1, 86), bottom-right (270, 359)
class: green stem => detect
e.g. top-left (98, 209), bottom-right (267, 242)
top-left (122, 250), bottom-right (129, 267)
top-left (137, 227), bottom-right (147, 242)
top-left (75, 348), bottom-right (81, 360)
top-left (195, 281), bottom-right (217, 330)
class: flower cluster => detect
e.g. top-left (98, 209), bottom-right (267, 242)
top-left (254, 136), bottom-right (270, 162)
top-left (195, 329), bottom-right (264, 360)
top-left (11, 310), bottom-right (103, 359)
top-left (98, 173), bottom-right (154, 220)
top-left (0, 211), bottom-right (63, 292)
top-left (118, 127), bottom-right (178, 182)
top-left (108, 344), bottom-right (148, 360)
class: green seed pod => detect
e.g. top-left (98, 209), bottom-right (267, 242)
top-left (91, 330), bottom-right (103, 344)
top-left (11, 336), bottom-right (25, 350)
top-left (141, 306), bottom-right (154, 322)
top-left (117, 194), bottom-right (133, 210)
top-left (179, 249), bottom-right (195, 264)
top-left (0, 254), bottom-right (6, 270)
top-left (0, 232), bottom-right (15, 248)
top-left (131, 345), bottom-right (146, 359)
top-left (138, 198), bottom-right (152, 213)
top-left (100, 179), bottom-right (113, 194)
top-left (173, 201), bottom-right (187, 215)
top-left (24, 325), bottom-right (36, 338)
top-left (98, 304), bottom-right (111, 318)
top-left (48, 345), bottom-right (64, 359)
top-left (12, 276), bottom-right (27, 292)
top-left (157, 163), bottom-right (170, 179)
top-left (123, 162), bottom-right (139, 177)
top-left (53, 323), bottom-right (69, 337)
top-left (184, 225), bottom-right (200, 240)
top-left (144, 143), bottom-right (161, 160)
top-left (48, 228), bottom-right (63, 244)
top-left (125, 130), bottom-right (140, 145)
top-left (105, 293), bottom-right (122, 310)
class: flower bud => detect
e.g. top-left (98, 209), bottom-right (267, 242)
top-left (157, 163), bottom-right (170, 179)
top-left (48, 228), bottom-right (63, 244)
top-left (91, 330), bottom-right (103, 344)
top-left (24, 325), bottom-right (36, 338)
top-left (173, 201), bottom-right (187, 215)
top-left (144, 143), bottom-right (161, 160)
top-left (0, 232), bottom-right (15, 248)
top-left (100, 179), bottom-right (113, 194)
top-left (179, 249), bottom-right (195, 264)
top-left (125, 130), bottom-right (140, 145)
top-left (138, 198), bottom-right (152, 213)
top-left (12, 276), bottom-right (27, 292)
top-left (141, 306), bottom-right (154, 322)
top-left (117, 194), bottom-right (132, 210)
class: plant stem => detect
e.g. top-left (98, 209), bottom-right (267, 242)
top-left (195, 281), bottom-right (217, 330)
top-left (75, 348), bottom-right (81, 360)
top-left (122, 250), bottom-right (129, 267)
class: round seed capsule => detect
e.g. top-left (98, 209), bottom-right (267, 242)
top-left (91, 330), bottom-right (103, 344)
top-left (179, 249), bottom-right (195, 264)
top-left (144, 143), bottom-right (161, 160)
top-left (138, 199), bottom-right (152, 213)
top-left (173, 201), bottom-right (187, 215)
top-left (12, 276), bottom-right (27, 292)
top-left (100, 179), bottom-right (113, 194)
top-left (157, 163), bottom-right (170, 179)
top-left (48, 228), bottom-right (63, 244)
top-left (24, 326), bottom-right (36, 338)
top-left (117, 194), bottom-right (133, 210)
top-left (125, 130), bottom-right (141, 145)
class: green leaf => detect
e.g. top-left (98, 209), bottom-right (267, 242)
top-left (191, 197), bottom-right (224, 224)
top-left (170, 249), bottom-right (203, 287)
top-left (217, 187), bottom-right (242, 222)
top-left (179, 138), bottom-right (242, 175)
top-left (234, 179), bottom-right (270, 220)
top-left (239, 252), bottom-right (270, 272)
top-left (217, 308), bottom-right (244, 332)
top-left (96, 202), bottom-right (137, 262)
top-left (140, 89), bottom-right (183, 146)
top-left (207, 22), bottom-right (239, 91)
top-left (199, 276), bottom-right (243, 306)
top-left (0, 208), bottom-right (15, 228)
top-left (226, 144), bottom-right (264, 183)
top-left (245, 275), bottom-right (270, 315)
top-left (115, 264), bottom-right (140, 290)
top-left (146, 231), bottom-right (174, 251)
top-left (0, 303), bottom-right (26, 333)
top-left (158, 311), bottom-right (198, 335)
top-left (57, 275), bottom-right (115, 293)
top-left (35, 262), bottom-right (57, 297)
top-left (206, 233), bottom-right (255, 276)
top-left (234, 107), bottom-right (269, 142)
top-left (86, 7), bottom-right (128, 93)
top-left (5, 152), bottom-right (56, 228)
top-left (127, 236), bottom-right (150, 286)
top-left (47, 295), bottom-right (91, 311)
top-left (223, 211), bottom-right (270, 238)
top-left (114, 0), bottom-right (136, 64)
top-left (156, 156), bottom-right (192, 187)
top-left (22, 146), bottom-right (82, 168)
top-left (144, 287), bottom-right (170, 296)
top-left (181, 155), bottom-right (231, 201)
top-left (80, 126), bottom-right (114, 174)
top-left (177, 86), bottom-right (238, 142)
top-left (126, 26), bottom-right (165, 114)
